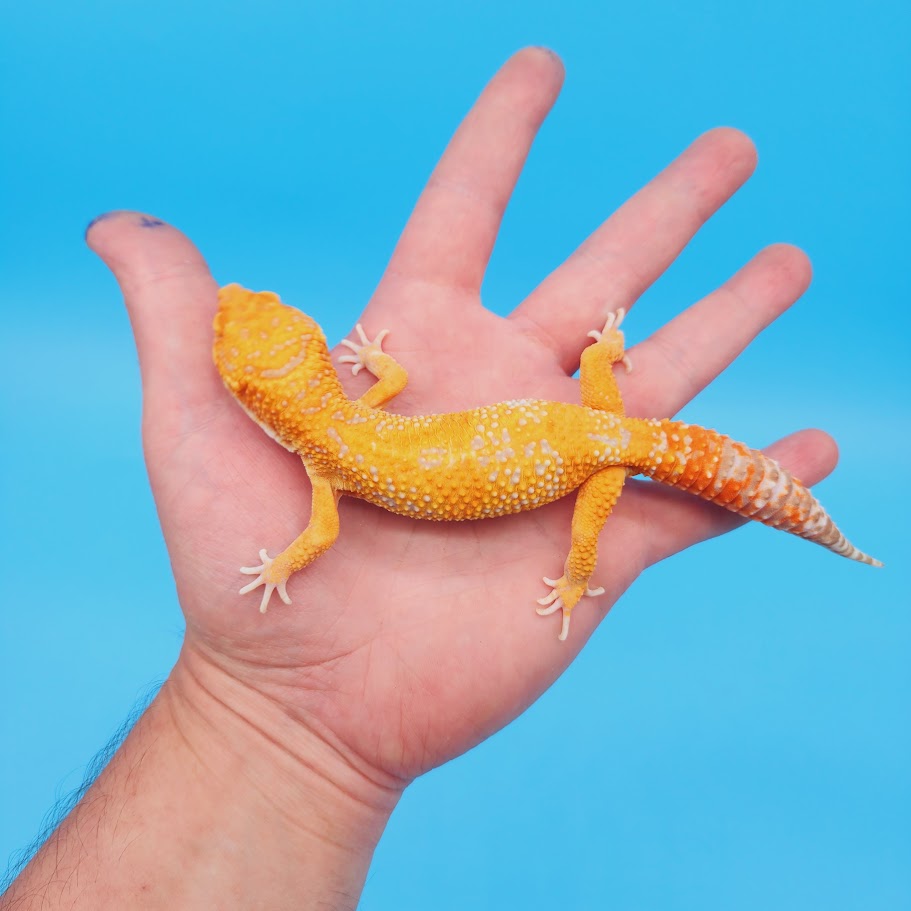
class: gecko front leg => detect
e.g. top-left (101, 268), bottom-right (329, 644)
top-left (338, 324), bottom-right (409, 409)
top-left (239, 471), bottom-right (341, 612)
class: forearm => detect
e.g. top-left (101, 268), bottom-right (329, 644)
top-left (2, 652), bottom-right (401, 910)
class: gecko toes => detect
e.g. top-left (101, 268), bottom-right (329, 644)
top-left (537, 574), bottom-right (606, 639)
top-left (237, 550), bottom-right (292, 613)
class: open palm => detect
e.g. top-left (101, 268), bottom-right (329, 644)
top-left (87, 49), bottom-right (833, 785)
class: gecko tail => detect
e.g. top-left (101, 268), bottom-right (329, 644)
top-left (635, 419), bottom-right (882, 567)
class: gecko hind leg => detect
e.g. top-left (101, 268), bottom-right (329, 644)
top-left (537, 466), bottom-right (627, 640)
top-left (580, 309), bottom-right (632, 415)
top-left (586, 308), bottom-right (633, 371)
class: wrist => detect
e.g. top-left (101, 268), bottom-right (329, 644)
top-left (155, 645), bottom-right (402, 908)
top-left (5, 645), bottom-right (401, 910)
top-left (167, 643), bottom-right (403, 858)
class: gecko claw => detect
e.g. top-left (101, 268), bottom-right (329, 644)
top-left (338, 324), bottom-right (391, 376)
top-left (536, 598), bottom-right (563, 617)
top-left (537, 574), bottom-right (606, 639)
top-left (587, 308), bottom-right (627, 342)
top-left (537, 580), bottom-right (562, 606)
top-left (238, 549), bottom-right (291, 612)
top-left (338, 355), bottom-right (366, 375)
top-left (586, 309), bottom-right (629, 377)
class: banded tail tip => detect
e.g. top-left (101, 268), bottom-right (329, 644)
top-left (859, 552), bottom-right (884, 568)
top-left (837, 543), bottom-right (883, 567)
top-left (832, 538), bottom-right (883, 567)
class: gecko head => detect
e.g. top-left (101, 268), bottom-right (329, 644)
top-left (212, 283), bottom-right (332, 399)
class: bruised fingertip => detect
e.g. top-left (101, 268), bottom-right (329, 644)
top-left (85, 210), bottom-right (170, 247)
top-left (84, 211), bottom-right (212, 293)
top-left (84, 210), bottom-right (123, 242)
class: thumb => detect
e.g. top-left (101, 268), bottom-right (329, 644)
top-left (86, 211), bottom-right (224, 442)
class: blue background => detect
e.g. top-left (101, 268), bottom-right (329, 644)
top-left (2, 1), bottom-right (908, 907)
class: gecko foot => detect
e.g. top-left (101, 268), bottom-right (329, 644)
top-left (586, 309), bottom-right (632, 373)
top-left (239, 549), bottom-right (292, 613)
top-left (536, 575), bottom-right (606, 641)
top-left (338, 324), bottom-right (391, 376)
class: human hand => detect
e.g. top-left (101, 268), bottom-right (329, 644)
top-left (86, 49), bottom-right (832, 795)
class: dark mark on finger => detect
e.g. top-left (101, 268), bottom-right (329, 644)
top-left (84, 211), bottom-right (117, 238)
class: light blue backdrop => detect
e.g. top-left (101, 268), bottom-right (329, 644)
top-left (2, 2), bottom-right (908, 907)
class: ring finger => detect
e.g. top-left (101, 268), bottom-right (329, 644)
top-left (510, 127), bottom-right (758, 372)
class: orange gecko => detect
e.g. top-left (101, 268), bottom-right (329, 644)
top-left (213, 284), bottom-right (881, 640)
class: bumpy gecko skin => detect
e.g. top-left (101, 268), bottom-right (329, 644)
top-left (213, 284), bottom-right (881, 640)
